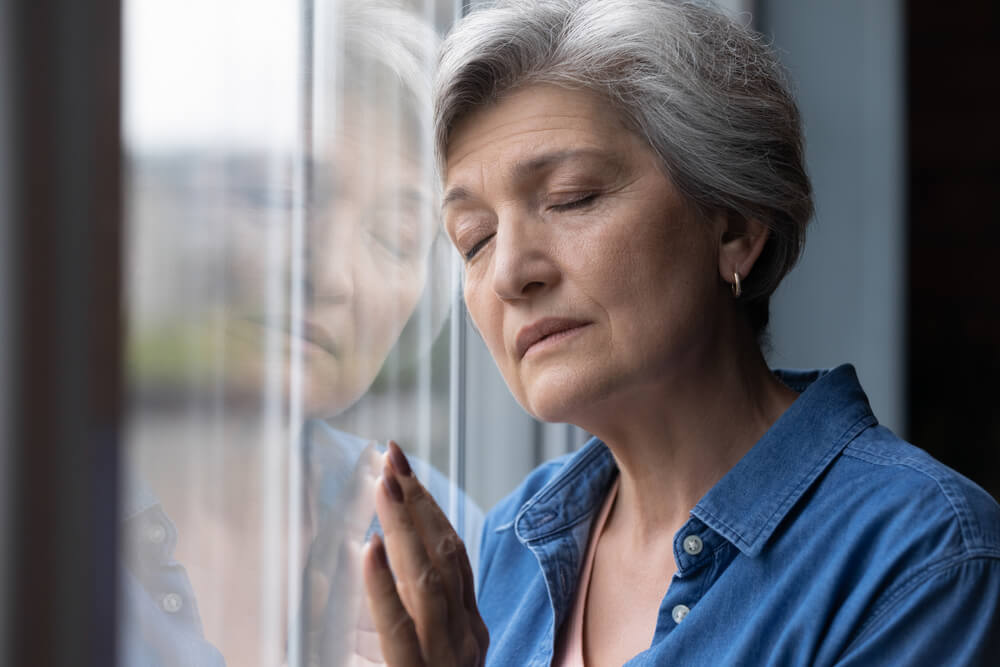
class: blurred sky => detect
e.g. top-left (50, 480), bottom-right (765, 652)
top-left (123, 0), bottom-right (301, 151)
top-left (124, 0), bottom-right (751, 152)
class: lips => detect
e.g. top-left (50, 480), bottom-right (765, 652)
top-left (292, 319), bottom-right (339, 357)
top-left (515, 317), bottom-right (590, 359)
top-left (241, 315), bottom-right (340, 357)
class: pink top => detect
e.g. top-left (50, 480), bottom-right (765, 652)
top-left (552, 477), bottom-right (620, 667)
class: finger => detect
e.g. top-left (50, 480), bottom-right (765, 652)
top-left (355, 588), bottom-right (384, 663)
top-left (354, 624), bottom-right (384, 664)
top-left (384, 459), bottom-right (466, 626)
top-left (376, 465), bottom-right (456, 665)
top-left (386, 442), bottom-right (468, 591)
top-left (304, 443), bottom-right (380, 663)
top-left (363, 534), bottom-right (424, 667)
top-left (386, 442), bottom-right (484, 645)
top-left (343, 443), bottom-right (382, 540)
top-left (308, 540), bottom-right (358, 665)
top-left (308, 443), bottom-right (379, 582)
top-left (455, 544), bottom-right (489, 653)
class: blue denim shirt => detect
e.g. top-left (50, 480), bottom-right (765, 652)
top-left (477, 365), bottom-right (1000, 666)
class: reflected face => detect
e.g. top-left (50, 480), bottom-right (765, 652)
top-left (225, 104), bottom-right (436, 417)
top-left (443, 85), bottom-right (723, 423)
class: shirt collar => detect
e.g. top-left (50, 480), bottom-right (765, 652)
top-left (692, 364), bottom-right (877, 556)
top-left (515, 439), bottom-right (618, 543)
top-left (122, 473), bottom-right (161, 521)
top-left (515, 364), bottom-right (876, 556)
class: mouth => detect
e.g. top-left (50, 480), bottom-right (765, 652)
top-left (240, 315), bottom-right (340, 358)
top-left (515, 318), bottom-right (591, 360)
top-left (291, 319), bottom-right (339, 357)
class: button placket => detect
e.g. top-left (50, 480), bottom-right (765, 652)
top-left (674, 516), bottom-right (714, 575)
top-left (654, 569), bottom-right (703, 636)
top-left (655, 521), bottom-right (715, 636)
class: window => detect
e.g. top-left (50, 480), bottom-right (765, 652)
top-left (122, 1), bottom-right (464, 664)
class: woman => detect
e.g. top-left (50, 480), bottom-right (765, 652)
top-left (361, 1), bottom-right (1000, 665)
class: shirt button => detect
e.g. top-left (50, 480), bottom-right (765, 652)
top-left (161, 593), bottom-right (183, 614)
top-left (144, 522), bottom-right (167, 545)
top-left (672, 604), bottom-right (690, 624)
top-left (682, 534), bottom-right (703, 555)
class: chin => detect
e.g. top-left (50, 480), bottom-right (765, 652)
top-left (299, 367), bottom-right (379, 420)
top-left (300, 387), bottom-right (350, 420)
top-left (519, 369), bottom-right (618, 426)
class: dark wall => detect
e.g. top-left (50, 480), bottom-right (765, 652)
top-left (908, 1), bottom-right (1000, 501)
top-left (3, 0), bottom-right (122, 664)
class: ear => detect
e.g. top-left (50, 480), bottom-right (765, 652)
top-left (717, 211), bottom-right (769, 292)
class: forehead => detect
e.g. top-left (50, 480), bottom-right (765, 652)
top-left (307, 98), bottom-right (432, 203)
top-left (444, 84), bottom-right (634, 179)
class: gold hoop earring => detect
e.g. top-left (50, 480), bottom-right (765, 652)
top-left (732, 271), bottom-right (742, 298)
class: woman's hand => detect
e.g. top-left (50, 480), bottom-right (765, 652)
top-left (363, 441), bottom-right (489, 667)
top-left (302, 443), bottom-right (384, 666)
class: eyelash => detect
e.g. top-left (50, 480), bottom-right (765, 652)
top-left (464, 234), bottom-right (494, 261)
top-left (550, 193), bottom-right (599, 212)
top-left (461, 193), bottom-right (599, 260)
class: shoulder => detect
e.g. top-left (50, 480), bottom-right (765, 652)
top-left (837, 424), bottom-right (1000, 555)
top-left (820, 427), bottom-right (1000, 661)
top-left (765, 366), bottom-right (1000, 558)
top-left (811, 423), bottom-right (1000, 650)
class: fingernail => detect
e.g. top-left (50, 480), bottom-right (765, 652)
top-left (388, 440), bottom-right (412, 477)
top-left (383, 468), bottom-right (404, 503)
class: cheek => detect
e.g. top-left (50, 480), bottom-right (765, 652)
top-left (463, 281), bottom-right (537, 412)
top-left (463, 278), bottom-right (494, 344)
top-left (225, 227), bottom-right (273, 303)
top-left (571, 220), bottom-right (651, 317)
top-left (463, 277), bottom-right (510, 362)
top-left (354, 260), bottom-right (427, 339)
top-left (620, 233), bottom-right (719, 352)
top-left (394, 263), bottom-right (428, 314)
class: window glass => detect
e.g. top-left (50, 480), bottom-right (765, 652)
top-left (121, 1), bottom-right (461, 665)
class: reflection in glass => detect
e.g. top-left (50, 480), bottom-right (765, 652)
top-left (121, 1), bottom-right (464, 665)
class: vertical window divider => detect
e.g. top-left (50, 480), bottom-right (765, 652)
top-left (284, 1), bottom-right (315, 665)
top-left (448, 260), bottom-right (468, 530)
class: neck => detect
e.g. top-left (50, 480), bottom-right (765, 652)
top-left (578, 320), bottom-right (797, 546)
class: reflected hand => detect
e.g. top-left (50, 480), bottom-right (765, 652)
top-left (303, 442), bottom-right (385, 666)
top-left (363, 441), bottom-right (489, 667)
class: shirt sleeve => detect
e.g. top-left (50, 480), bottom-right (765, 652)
top-left (835, 556), bottom-right (1000, 666)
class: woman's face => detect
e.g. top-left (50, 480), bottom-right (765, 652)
top-left (224, 104), bottom-right (436, 418)
top-left (443, 84), bottom-right (726, 424)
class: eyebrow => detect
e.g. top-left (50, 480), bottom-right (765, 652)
top-left (441, 185), bottom-right (474, 209)
top-left (442, 147), bottom-right (614, 210)
top-left (380, 185), bottom-right (432, 205)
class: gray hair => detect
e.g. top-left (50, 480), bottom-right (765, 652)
top-left (434, 0), bottom-right (813, 335)
top-left (321, 0), bottom-right (440, 155)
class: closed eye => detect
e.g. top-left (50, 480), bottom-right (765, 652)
top-left (549, 193), bottom-right (599, 212)
top-left (464, 233), bottom-right (495, 261)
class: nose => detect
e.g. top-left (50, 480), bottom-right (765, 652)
top-left (303, 209), bottom-right (355, 305)
top-left (490, 210), bottom-right (559, 301)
